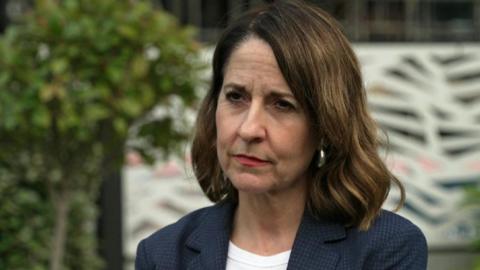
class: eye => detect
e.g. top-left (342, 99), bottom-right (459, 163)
top-left (225, 90), bottom-right (244, 103)
top-left (274, 99), bottom-right (296, 111)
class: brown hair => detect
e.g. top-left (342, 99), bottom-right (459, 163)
top-left (191, 0), bottom-right (405, 230)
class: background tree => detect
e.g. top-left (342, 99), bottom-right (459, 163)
top-left (0, 0), bottom-right (202, 269)
top-left (465, 187), bottom-right (480, 270)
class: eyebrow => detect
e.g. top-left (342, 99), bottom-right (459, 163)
top-left (222, 82), bottom-right (295, 99)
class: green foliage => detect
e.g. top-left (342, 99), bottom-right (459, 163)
top-left (63, 193), bottom-right (104, 269)
top-left (0, 0), bottom-right (202, 268)
top-left (0, 168), bottom-right (52, 270)
top-left (465, 186), bottom-right (480, 269)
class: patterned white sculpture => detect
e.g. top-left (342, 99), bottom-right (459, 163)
top-left (361, 44), bottom-right (480, 248)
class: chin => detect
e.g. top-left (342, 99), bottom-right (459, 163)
top-left (234, 185), bottom-right (273, 195)
top-left (229, 175), bottom-right (274, 194)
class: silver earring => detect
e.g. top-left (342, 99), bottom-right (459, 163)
top-left (317, 149), bottom-right (326, 168)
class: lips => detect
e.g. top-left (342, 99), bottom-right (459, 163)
top-left (233, 154), bottom-right (270, 167)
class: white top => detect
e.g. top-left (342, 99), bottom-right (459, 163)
top-left (226, 241), bottom-right (291, 270)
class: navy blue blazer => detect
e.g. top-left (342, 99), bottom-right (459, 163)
top-left (136, 201), bottom-right (428, 269)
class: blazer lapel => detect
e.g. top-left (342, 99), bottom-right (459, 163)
top-left (185, 201), bottom-right (235, 270)
top-left (183, 202), bottom-right (345, 270)
top-left (287, 211), bottom-right (346, 270)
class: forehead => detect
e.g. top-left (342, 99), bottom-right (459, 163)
top-left (227, 37), bottom-right (277, 69)
top-left (223, 37), bottom-right (290, 91)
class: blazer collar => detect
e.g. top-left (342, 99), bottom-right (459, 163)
top-left (287, 211), bottom-right (345, 269)
top-left (185, 201), bottom-right (346, 270)
top-left (185, 201), bottom-right (235, 270)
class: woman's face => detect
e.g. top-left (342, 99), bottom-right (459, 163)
top-left (215, 37), bottom-right (317, 196)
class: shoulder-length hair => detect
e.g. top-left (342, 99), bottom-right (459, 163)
top-left (191, 0), bottom-right (405, 230)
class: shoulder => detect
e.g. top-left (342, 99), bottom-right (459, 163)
top-left (350, 210), bottom-right (428, 269)
top-left (135, 203), bottom-right (220, 269)
top-left (366, 209), bottom-right (425, 239)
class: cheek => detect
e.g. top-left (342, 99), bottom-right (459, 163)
top-left (278, 126), bottom-right (316, 163)
top-left (215, 109), bottom-right (224, 145)
top-left (215, 108), bottom-right (229, 162)
top-left (215, 106), bottom-right (235, 144)
top-left (215, 120), bottom-right (225, 171)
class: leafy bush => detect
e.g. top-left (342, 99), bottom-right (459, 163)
top-left (0, 0), bottom-right (202, 269)
top-left (465, 187), bottom-right (480, 270)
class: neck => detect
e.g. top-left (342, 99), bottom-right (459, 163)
top-left (230, 184), bottom-right (307, 256)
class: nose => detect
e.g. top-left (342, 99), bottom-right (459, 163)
top-left (238, 102), bottom-right (266, 143)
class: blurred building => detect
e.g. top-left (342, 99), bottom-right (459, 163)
top-left (0, 0), bottom-right (8, 33)
top-left (2, 0), bottom-right (478, 42)
top-left (156, 0), bottom-right (480, 42)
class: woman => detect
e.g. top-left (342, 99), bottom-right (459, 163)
top-left (136, 1), bottom-right (428, 269)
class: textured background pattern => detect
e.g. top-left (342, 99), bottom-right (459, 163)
top-left (124, 44), bottom-right (480, 261)
top-left (360, 44), bottom-right (480, 248)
